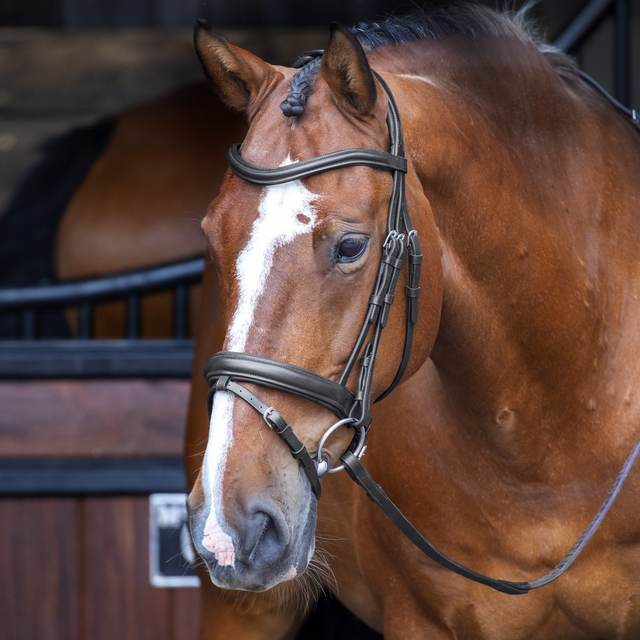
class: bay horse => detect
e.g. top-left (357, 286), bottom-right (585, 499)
top-left (184, 3), bottom-right (640, 639)
top-left (0, 81), bottom-right (246, 338)
top-left (54, 82), bottom-right (247, 337)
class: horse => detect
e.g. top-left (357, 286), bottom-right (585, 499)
top-left (54, 82), bottom-right (254, 337)
top-left (184, 3), bottom-right (640, 639)
top-left (0, 81), bottom-right (246, 338)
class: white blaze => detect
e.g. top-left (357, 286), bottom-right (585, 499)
top-left (201, 156), bottom-right (319, 565)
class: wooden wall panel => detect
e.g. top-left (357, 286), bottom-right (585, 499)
top-left (0, 498), bottom-right (80, 640)
top-left (81, 496), bottom-right (172, 640)
top-left (0, 380), bottom-right (189, 457)
top-left (0, 496), bottom-right (200, 640)
top-left (0, 378), bottom-right (198, 639)
top-left (171, 589), bottom-right (200, 640)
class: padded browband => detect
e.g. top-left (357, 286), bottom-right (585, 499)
top-left (227, 144), bottom-right (407, 185)
top-left (204, 351), bottom-right (355, 419)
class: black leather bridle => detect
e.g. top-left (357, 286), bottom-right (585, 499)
top-left (205, 61), bottom-right (421, 500)
top-left (204, 53), bottom-right (640, 596)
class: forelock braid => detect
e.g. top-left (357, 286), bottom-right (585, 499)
top-left (280, 57), bottom-right (322, 117)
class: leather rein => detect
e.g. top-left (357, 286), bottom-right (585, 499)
top-left (204, 53), bottom-right (640, 596)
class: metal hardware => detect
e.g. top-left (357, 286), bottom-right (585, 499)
top-left (263, 407), bottom-right (279, 429)
top-left (383, 230), bottom-right (398, 249)
top-left (0, 255), bottom-right (203, 378)
top-left (315, 417), bottom-right (358, 476)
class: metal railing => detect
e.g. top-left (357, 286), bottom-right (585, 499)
top-left (554, 0), bottom-right (631, 106)
top-left (0, 256), bottom-right (204, 378)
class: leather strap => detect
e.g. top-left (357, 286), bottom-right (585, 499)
top-left (340, 451), bottom-right (529, 595)
top-left (558, 67), bottom-right (640, 132)
top-left (205, 351), bottom-right (355, 419)
top-left (377, 231), bottom-right (422, 402)
top-left (228, 144), bottom-right (407, 185)
top-left (342, 426), bottom-right (640, 594)
top-left (208, 377), bottom-right (322, 498)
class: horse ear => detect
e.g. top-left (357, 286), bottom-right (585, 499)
top-left (194, 19), bottom-right (277, 113)
top-left (321, 23), bottom-right (377, 115)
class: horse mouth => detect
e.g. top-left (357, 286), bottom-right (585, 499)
top-left (199, 537), bottom-right (315, 592)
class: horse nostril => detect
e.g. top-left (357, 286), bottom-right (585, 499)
top-left (240, 506), bottom-right (289, 567)
top-left (248, 514), bottom-right (271, 561)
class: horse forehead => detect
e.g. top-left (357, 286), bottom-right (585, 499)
top-left (241, 82), bottom-right (377, 165)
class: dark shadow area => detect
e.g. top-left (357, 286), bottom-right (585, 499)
top-left (0, 119), bottom-right (114, 337)
top-left (297, 593), bottom-right (384, 640)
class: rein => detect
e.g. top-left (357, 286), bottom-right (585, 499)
top-left (204, 53), bottom-right (640, 596)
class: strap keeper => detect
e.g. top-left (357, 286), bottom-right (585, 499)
top-left (408, 253), bottom-right (423, 265)
top-left (406, 286), bottom-right (420, 298)
top-left (290, 444), bottom-right (306, 459)
top-left (383, 255), bottom-right (405, 270)
top-left (216, 376), bottom-right (230, 392)
top-left (368, 294), bottom-right (383, 323)
top-left (278, 423), bottom-right (295, 440)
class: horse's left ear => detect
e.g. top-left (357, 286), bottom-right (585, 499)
top-left (321, 23), bottom-right (377, 115)
top-left (194, 19), bottom-right (277, 113)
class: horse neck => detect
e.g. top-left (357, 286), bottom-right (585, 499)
top-left (376, 37), bottom-right (640, 474)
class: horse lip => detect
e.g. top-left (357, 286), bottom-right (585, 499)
top-left (205, 559), bottom-right (298, 592)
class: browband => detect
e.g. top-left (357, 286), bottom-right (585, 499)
top-left (227, 144), bottom-right (407, 185)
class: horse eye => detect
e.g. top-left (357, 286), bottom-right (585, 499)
top-left (336, 236), bottom-right (368, 263)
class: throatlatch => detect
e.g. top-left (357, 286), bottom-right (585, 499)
top-left (204, 50), bottom-right (640, 596)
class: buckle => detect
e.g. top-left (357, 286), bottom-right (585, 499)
top-left (263, 406), bottom-right (279, 429)
top-left (383, 230), bottom-right (397, 250)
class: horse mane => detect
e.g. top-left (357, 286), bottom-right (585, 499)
top-left (280, 2), bottom-right (576, 117)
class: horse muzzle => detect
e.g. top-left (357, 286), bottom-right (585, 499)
top-left (188, 493), bottom-right (317, 591)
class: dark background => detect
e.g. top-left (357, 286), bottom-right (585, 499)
top-left (0, 0), bottom-right (638, 215)
top-left (0, 0), bottom-right (603, 30)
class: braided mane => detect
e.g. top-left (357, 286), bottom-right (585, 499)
top-left (280, 57), bottom-right (322, 117)
top-left (280, 2), bottom-right (573, 117)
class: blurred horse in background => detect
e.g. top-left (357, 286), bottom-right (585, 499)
top-left (0, 81), bottom-right (245, 337)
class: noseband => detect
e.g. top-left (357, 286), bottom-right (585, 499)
top-left (203, 53), bottom-right (640, 596)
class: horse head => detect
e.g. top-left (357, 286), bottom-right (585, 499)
top-left (187, 21), bottom-right (443, 591)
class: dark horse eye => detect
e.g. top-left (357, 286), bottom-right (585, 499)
top-left (337, 236), bottom-right (368, 263)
